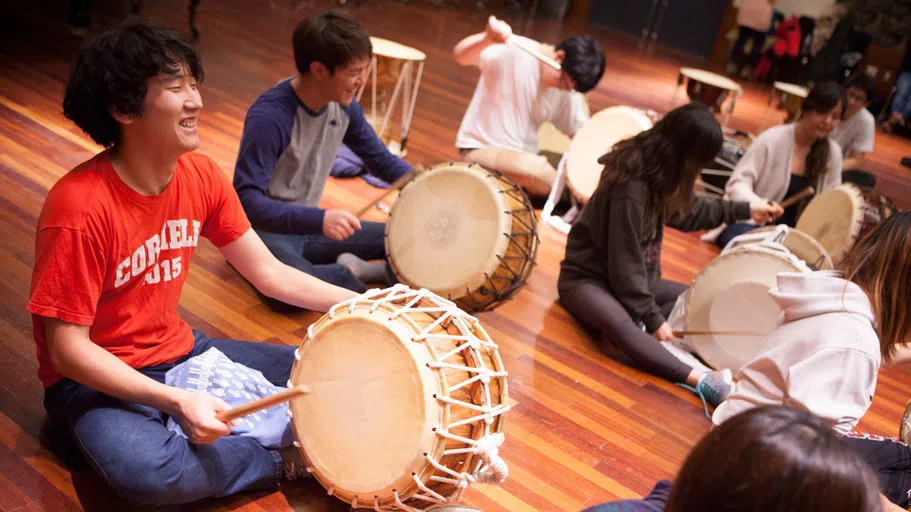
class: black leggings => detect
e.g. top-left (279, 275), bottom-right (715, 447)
top-left (559, 279), bottom-right (692, 383)
top-left (843, 433), bottom-right (911, 508)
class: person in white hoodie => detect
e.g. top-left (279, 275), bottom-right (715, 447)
top-left (713, 212), bottom-right (911, 508)
top-left (715, 82), bottom-right (845, 248)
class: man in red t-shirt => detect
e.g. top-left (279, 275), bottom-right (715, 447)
top-left (28, 19), bottom-right (357, 506)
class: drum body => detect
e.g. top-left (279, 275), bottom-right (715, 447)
top-left (796, 184), bottom-right (900, 263)
top-left (357, 37), bottom-right (426, 155)
top-left (687, 80), bottom-right (728, 112)
top-left (386, 162), bottom-right (538, 313)
top-left (679, 68), bottom-right (741, 113)
top-left (685, 244), bottom-right (810, 372)
top-left (288, 286), bottom-right (510, 511)
top-left (565, 106), bottom-right (653, 203)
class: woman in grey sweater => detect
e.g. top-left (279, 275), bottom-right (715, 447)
top-left (558, 104), bottom-right (781, 415)
top-left (716, 82), bottom-right (845, 247)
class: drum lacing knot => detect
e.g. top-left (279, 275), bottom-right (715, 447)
top-left (471, 433), bottom-right (508, 484)
top-left (456, 473), bottom-right (475, 488)
top-left (483, 406), bottom-right (495, 425)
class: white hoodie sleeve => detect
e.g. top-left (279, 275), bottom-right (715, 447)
top-left (785, 347), bottom-right (877, 434)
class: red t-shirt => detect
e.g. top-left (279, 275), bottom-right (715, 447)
top-left (28, 151), bottom-right (252, 388)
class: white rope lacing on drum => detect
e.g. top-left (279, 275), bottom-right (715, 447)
top-left (316, 284), bottom-right (510, 511)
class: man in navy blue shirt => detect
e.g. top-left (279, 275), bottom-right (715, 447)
top-left (233, 12), bottom-right (413, 297)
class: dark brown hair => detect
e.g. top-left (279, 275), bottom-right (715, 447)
top-left (666, 406), bottom-right (882, 512)
top-left (838, 211), bottom-right (911, 362)
top-left (800, 81), bottom-right (845, 187)
top-left (293, 11), bottom-right (372, 75)
top-left (63, 18), bottom-right (203, 148)
top-left (597, 103), bottom-right (722, 219)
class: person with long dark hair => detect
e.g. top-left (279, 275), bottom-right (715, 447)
top-left (714, 212), bottom-right (911, 508)
top-left (716, 81), bottom-right (845, 247)
top-left (558, 103), bottom-right (782, 415)
top-left (584, 406), bottom-right (893, 512)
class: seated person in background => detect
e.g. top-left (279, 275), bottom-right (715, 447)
top-left (725, 0), bottom-right (774, 79)
top-left (714, 213), bottom-right (911, 509)
top-left (584, 406), bottom-right (894, 512)
top-left (233, 12), bottom-right (414, 297)
top-left (716, 81), bottom-right (844, 248)
top-left (453, 15), bottom-right (605, 197)
top-left (882, 43), bottom-right (911, 133)
top-left (558, 104), bottom-right (781, 416)
top-left (830, 73), bottom-right (877, 186)
top-left (33, 19), bottom-right (357, 506)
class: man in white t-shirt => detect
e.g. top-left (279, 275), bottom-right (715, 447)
top-left (453, 16), bottom-right (605, 197)
top-left (830, 73), bottom-right (876, 174)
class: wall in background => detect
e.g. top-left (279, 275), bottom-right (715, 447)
top-left (771, 0), bottom-right (835, 18)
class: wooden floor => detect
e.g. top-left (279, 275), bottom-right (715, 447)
top-left (2, 1), bottom-right (911, 511)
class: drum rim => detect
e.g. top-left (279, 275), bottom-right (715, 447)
top-left (684, 246), bottom-right (808, 371)
top-left (772, 81), bottom-right (808, 98)
top-left (679, 67), bottom-right (742, 92)
top-left (565, 106), bottom-right (652, 202)
top-left (370, 36), bottom-right (427, 61)
top-left (385, 162), bottom-right (515, 300)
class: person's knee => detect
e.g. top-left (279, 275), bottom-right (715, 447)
top-left (359, 221), bottom-right (387, 244)
top-left (101, 442), bottom-right (193, 506)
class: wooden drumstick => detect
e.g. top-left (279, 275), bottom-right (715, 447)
top-left (216, 386), bottom-right (310, 423)
top-left (353, 167), bottom-right (422, 217)
top-left (779, 186), bottom-right (815, 209)
top-left (673, 330), bottom-right (765, 337)
top-left (507, 37), bottom-right (562, 71)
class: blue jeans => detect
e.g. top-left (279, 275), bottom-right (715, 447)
top-left (893, 71), bottom-right (911, 120)
top-left (257, 220), bottom-right (388, 294)
top-left (43, 330), bottom-right (296, 506)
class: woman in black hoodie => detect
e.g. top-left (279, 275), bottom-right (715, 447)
top-left (558, 103), bottom-right (781, 415)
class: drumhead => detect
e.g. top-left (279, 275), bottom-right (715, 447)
top-left (386, 163), bottom-right (510, 299)
top-left (685, 245), bottom-right (809, 372)
top-left (288, 309), bottom-right (439, 496)
top-left (566, 106), bottom-right (652, 202)
top-left (371, 37), bottom-right (426, 61)
top-left (680, 67), bottom-right (742, 93)
top-left (796, 184), bottom-right (865, 263)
